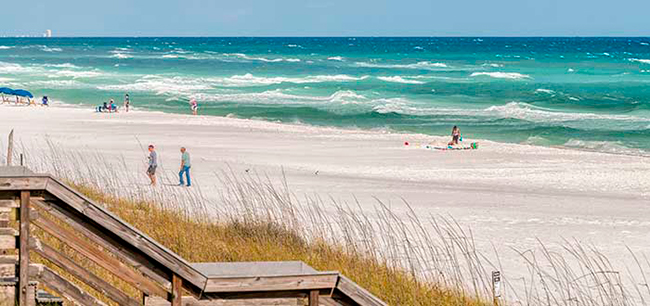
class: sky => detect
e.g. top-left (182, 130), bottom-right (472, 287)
top-left (1, 0), bottom-right (649, 37)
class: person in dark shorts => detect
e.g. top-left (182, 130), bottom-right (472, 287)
top-left (448, 126), bottom-right (461, 146)
top-left (124, 93), bottom-right (130, 112)
top-left (147, 145), bottom-right (158, 186)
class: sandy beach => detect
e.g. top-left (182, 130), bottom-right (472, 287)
top-left (1, 103), bottom-right (650, 285)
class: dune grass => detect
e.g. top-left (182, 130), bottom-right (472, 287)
top-left (56, 182), bottom-right (486, 306)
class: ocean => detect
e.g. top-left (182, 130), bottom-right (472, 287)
top-left (1, 37), bottom-right (649, 155)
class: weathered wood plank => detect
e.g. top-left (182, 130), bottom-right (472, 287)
top-left (0, 262), bottom-right (16, 277)
top-left (145, 295), bottom-right (302, 306)
top-left (171, 274), bottom-right (182, 306)
top-left (0, 228), bottom-right (18, 236)
top-left (203, 273), bottom-right (339, 293)
top-left (31, 238), bottom-right (142, 306)
top-left (45, 178), bottom-right (207, 288)
top-left (0, 199), bottom-right (19, 208)
top-left (309, 290), bottom-right (319, 306)
top-left (30, 264), bottom-right (107, 306)
top-left (335, 276), bottom-right (386, 306)
top-left (0, 177), bottom-right (48, 191)
top-left (31, 199), bottom-right (173, 290)
top-left (0, 234), bottom-right (17, 249)
top-left (32, 213), bottom-right (169, 299)
top-left (19, 191), bottom-right (30, 306)
top-left (0, 255), bottom-right (18, 264)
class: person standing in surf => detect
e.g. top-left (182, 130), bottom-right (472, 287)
top-left (189, 98), bottom-right (198, 116)
top-left (448, 126), bottom-right (461, 146)
top-left (147, 145), bottom-right (158, 186)
top-left (124, 93), bottom-right (130, 112)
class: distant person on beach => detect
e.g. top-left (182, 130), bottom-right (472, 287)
top-left (124, 93), bottom-right (130, 112)
top-left (147, 145), bottom-right (158, 186)
top-left (41, 96), bottom-right (49, 107)
top-left (189, 98), bottom-right (198, 115)
top-left (97, 102), bottom-right (108, 112)
top-left (178, 147), bottom-right (191, 187)
top-left (448, 126), bottom-right (461, 146)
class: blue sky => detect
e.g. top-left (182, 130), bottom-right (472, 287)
top-left (2, 0), bottom-right (649, 36)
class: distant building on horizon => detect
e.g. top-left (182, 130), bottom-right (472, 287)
top-left (45, 29), bottom-right (52, 38)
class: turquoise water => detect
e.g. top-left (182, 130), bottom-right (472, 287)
top-left (1, 37), bottom-right (650, 154)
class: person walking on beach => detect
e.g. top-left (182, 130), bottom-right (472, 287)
top-left (41, 96), bottom-right (49, 107)
top-left (178, 147), bottom-right (191, 187)
top-left (147, 145), bottom-right (158, 186)
top-left (189, 98), bottom-right (198, 116)
top-left (124, 93), bottom-right (130, 112)
top-left (448, 126), bottom-right (461, 146)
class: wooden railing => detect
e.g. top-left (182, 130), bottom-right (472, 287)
top-left (0, 170), bottom-right (386, 306)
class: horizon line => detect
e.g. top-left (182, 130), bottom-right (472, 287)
top-left (1, 35), bottom-right (650, 39)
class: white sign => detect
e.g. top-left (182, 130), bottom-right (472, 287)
top-left (492, 271), bottom-right (502, 298)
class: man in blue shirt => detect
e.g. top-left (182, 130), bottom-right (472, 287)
top-left (179, 147), bottom-right (191, 187)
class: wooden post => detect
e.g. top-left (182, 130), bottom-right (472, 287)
top-left (7, 129), bottom-right (13, 166)
top-left (308, 290), bottom-right (319, 306)
top-left (19, 191), bottom-right (30, 306)
top-left (171, 274), bottom-right (182, 306)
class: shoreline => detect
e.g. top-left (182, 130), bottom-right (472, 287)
top-left (45, 99), bottom-right (650, 159)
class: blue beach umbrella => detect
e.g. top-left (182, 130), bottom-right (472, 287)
top-left (0, 87), bottom-right (13, 95)
top-left (12, 89), bottom-right (33, 98)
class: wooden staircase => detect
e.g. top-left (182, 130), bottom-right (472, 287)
top-left (0, 166), bottom-right (386, 306)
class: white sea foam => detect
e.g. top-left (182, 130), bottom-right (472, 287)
top-left (568, 68), bottom-right (575, 72)
top-left (52, 70), bottom-right (104, 79)
top-left (111, 53), bottom-right (133, 59)
top-left (641, 42), bottom-right (649, 46)
top-left (98, 75), bottom-right (213, 94)
top-left (629, 58), bottom-right (650, 64)
top-left (27, 80), bottom-right (86, 89)
top-left (328, 56), bottom-right (344, 61)
top-left (224, 53), bottom-right (301, 63)
top-left (0, 62), bottom-right (41, 74)
top-left (535, 89), bottom-right (556, 94)
top-left (377, 76), bottom-right (425, 84)
top-left (41, 63), bottom-right (80, 69)
top-left (470, 72), bottom-right (531, 80)
top-left (485, 102), bottom-right (647, 123)
top-left (0, 46), bottom-right (13, 50)
top-left (482, 63), bottom-right (504, 68)
top-left (41, 46), bottom-right (62, 52)
top-left (214, 74), bottom-right (368, 87)
top-left (194, 89), bottom-right (369, 106)
top-left (355, 61), bottom-right (448, 70)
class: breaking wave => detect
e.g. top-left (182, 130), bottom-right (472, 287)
top-left (377, 76), bottom-right (425, 84)
top-left (355, 61), bottom-right (448, 70)
top-left (470, 72), bottom-right (531, 80)
top-left (485, 102), bottom-right (647, 123)
top-left (629, 58), bottom-right (650, 64)
top-left (224, 53), bottom-right (301, 63)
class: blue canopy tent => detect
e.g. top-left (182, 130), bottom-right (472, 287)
top-left (12, 89), bottom-right (33, 98)
top-left (0, 87), bottom-right (14, 95)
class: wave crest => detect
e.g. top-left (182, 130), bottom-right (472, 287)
top-left (470, 72), bottom-right (530, 80)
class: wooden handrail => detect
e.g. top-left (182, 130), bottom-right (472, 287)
top-left (30, 237), bottom-right (141, 306)
top-left (32, 213), bottom-right (170, 299)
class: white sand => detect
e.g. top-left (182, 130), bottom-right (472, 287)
top-left (2, 103), bottom-right (650, 287)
